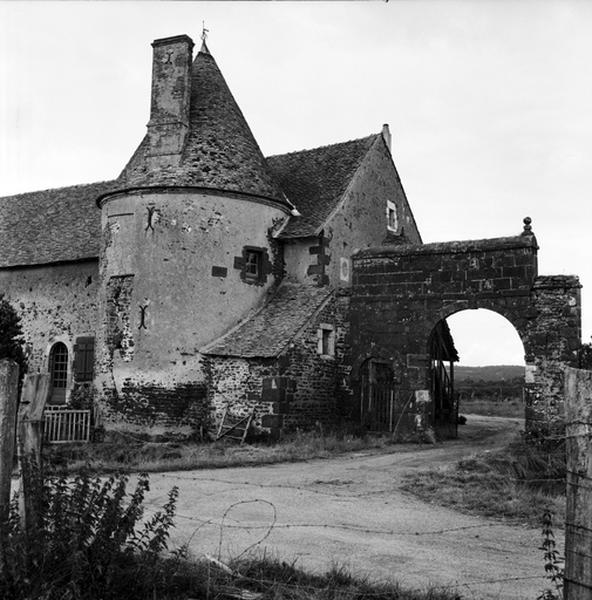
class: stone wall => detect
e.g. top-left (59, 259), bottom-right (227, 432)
top-left (350, 232), bottom-right (581, 434)
top-left (524, 275), bottom-right (582, 430)
top-left (207, 292), bottom-right (352, 435)
top-left (0, 260), bottom-right (99, 398)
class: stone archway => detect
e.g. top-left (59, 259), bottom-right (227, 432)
top-left (349, 220), bottom-right (581, 436)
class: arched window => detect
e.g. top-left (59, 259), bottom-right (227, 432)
top-left (49, 342), bottom-right (68, 404)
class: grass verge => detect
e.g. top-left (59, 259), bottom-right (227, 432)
top-left (400, 434), bottom-right (565, 528)
top-left (45, 429), bottom-right (409, 474)
top-left (198, 556), bottom-right (463, 600)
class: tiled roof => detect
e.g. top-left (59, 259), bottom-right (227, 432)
top-left (267, 134), bottom-right (378, 238)
top-left (0, 134), bottom-right (378, 267)
top-left (119, 44), bottom-right (286, 204)
top-left (202, 282), bottom-right (333, 358)
top-left (0, 181), bottom-right (117, 268)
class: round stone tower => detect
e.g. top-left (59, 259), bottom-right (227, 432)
top-left (95, 35), bottom-right (291, 436)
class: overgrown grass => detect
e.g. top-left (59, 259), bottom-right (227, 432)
top-left (210, 556), bottom-right (463, 600)
top-left (459, 398), bottom-right (524, 418)
top-left (45, 428), bottom-right (409, 474)
top-left (400, 433), bottom-right (566, 527)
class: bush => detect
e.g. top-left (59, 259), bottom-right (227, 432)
top-left (0, 464), bottom-right (182, 600)
top-left (0, 294), bottom-right (27, 379)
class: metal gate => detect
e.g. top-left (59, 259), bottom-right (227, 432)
top-left (360, 360), bottom-right (395, 432)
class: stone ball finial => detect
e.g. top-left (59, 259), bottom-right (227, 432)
top-left (522, 216), bottom-right (532, 235)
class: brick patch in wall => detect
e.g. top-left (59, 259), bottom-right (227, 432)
top-left (102, 380), bottom-right (209, 428)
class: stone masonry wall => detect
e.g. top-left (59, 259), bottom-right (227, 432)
top-left (349, 232), bottom-right (581, 434)
top-left (523, 275), bottom-right (582, 431)
top-left (207, 292), bottom-right (352, 435)
top-left (0, 261), bottom-right (99, 397)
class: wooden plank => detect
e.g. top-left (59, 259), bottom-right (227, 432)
top-left (564, 367), bottom-right (592, 600)
top-left (0, 360), bottom-right (19, 537)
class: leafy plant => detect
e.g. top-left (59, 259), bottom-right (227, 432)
top-left (577, 338), bottom-right (592, 370)
top-left (0, 293), bottom-right (27, 379)
top-left (537, 509), bottom-right (564, 600)
top-left (0, 462), bottom-right (182, 600)
top-left (69, 383), bottom-right (97, 410)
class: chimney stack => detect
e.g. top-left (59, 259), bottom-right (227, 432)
top-left (381, 123), bottom-right (392, 153)
top-left (147, 35), bottom-right (194, 164)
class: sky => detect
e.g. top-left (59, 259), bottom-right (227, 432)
top-left (0, 1), bottom-right (590, 366)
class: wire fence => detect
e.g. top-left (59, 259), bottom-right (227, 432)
top-left (138, 415), bottom-right (592, 599)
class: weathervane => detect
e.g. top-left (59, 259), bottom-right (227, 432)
top-left (202, 21), bottom-right (209, 43)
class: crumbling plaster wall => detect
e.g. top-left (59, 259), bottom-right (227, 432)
top-left (283, 138), bottom-right (422, 289)
top-left (96, 189), bottom-right (288, 434)
top-left (326, 138), bottom-right (421, 289)
top-left (0, 261), bottom-right (99, 393)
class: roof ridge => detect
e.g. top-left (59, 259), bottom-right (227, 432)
top-left (266, 133), bottom-right (378, 161)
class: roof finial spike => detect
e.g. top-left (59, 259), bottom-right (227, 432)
top-left (200, 21), bottom-right (211, 54)
top-left (522, 216), bottom-right (533, 236)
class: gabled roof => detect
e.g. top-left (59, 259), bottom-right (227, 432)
top-left (0, 133), bottom-right (380, 268)
top-left (202, 282), bottom-right (333, 358)
top-left (267, 134), bottom-right (379, 239)
top-left (119, 44), bottom-right (286, 204)
top-left (0, 181), bottom-right (117, 268)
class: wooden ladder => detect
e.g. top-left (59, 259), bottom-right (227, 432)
top-left (215, 407), bottom-right (255, 444)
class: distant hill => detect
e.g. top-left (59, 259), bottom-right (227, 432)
top-left (455, 365), bottom-right (524, 383)
top-left (455, 365), bottom-right (524, 402)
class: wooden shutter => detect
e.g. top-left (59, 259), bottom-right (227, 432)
top-left (73, 337), bottom-right (95, 382)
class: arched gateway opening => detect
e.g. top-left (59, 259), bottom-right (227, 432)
top-left (428, 309), bottom-right (527, 438)
top-left (350, 219), bottom-right (581, 438)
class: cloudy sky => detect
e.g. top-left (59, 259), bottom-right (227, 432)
top-left (1, 1), bottom-right (590, 365)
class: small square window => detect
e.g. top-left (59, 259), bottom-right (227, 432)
top-left (317, 324), bottom-right (335, 357)
top-left (244, 250), bottom-right (262, 280)
top-left (236, 246), bottom-right (269, 285)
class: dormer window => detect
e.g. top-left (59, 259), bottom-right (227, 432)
top-left (387, 200), bottom-right (398, 231)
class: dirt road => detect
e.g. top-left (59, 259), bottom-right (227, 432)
top-left (146, 416), bottom-right (555, 600)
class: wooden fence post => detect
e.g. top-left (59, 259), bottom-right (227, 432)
top-left (17, 374), bottom-right (50, 532)
top-left (0, 360), bottom-right (19, 542)
top-left (564, 367), bottom-right (592, 599)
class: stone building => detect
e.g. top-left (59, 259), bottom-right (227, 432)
top-left (0, 34), bottom-right (581, 440)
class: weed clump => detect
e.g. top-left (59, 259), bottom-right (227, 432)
top-left (0, 464), bottom-right (182, 600)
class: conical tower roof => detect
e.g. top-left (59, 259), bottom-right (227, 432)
top-left (119, 41), bottom-right (286, 204)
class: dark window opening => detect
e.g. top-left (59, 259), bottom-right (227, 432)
top-left (322, 329), bottom-right (332, 355)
